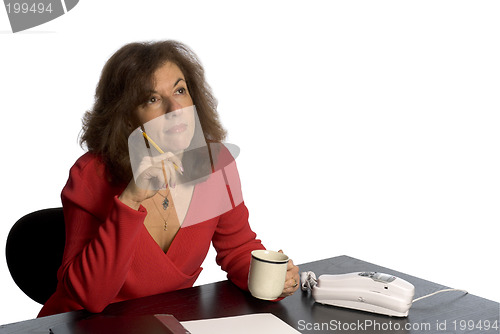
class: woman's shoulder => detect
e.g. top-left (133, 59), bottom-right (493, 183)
top-left (62, 152), bottom-right (125, 208)
top-left (71, 152), bottom-right (103, 171)
top-left (65, 152), bottom-right (122, 193)
top-left (68, 152), bottom-right (111, 182)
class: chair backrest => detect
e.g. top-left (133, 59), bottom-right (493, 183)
top-left (6, 208), bottom-right (65, 305)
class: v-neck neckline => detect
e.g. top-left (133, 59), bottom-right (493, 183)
top-left (144, 183), bottom-right (198, 255)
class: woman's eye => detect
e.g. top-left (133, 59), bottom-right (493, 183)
top-left (147, 96), bottom-right (160, 104)
top-left (175, 87), bottom-right (186, 95)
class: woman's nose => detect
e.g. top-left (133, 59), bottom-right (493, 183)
top-left (165, 98), bottom-right (183, 117)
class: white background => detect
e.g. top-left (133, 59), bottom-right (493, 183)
top-left (0, 0), bottom-right (498, 326)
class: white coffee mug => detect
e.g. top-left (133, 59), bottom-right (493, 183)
top-left (248, 250), bottom-right (289, 300)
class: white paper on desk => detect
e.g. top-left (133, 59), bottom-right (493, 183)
top-left (181, 313), bottom-right (300, 334)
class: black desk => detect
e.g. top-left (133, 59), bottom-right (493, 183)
top-left (1, 255), bottom-right (499, 333)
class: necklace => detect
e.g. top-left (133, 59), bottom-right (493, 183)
top-left (157, 190), bottom-right (170, 210)
top-left (152, 190), bottom-right (173, 231)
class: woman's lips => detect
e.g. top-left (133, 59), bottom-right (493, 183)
top-left (165, 123), bottom-right (187, 134)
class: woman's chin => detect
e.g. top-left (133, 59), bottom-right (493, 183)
top-left (157, 132), bottom-right (191, 150)
top-left (165, 139), bottom-right (193, 153)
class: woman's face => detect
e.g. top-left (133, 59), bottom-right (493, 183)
top-left (134, 61), bottom-right (196, 153)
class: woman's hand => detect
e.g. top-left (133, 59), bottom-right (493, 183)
top-left (279, 250), bottom-right (300, 298)
top-left (119, 152), bottom-right (183, 210)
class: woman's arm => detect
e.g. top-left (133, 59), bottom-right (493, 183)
top-left (209, 150), bottom-right (265, 290)
top-left (57, 157), bottom-right (146, 313)
top-left (210, 148), bottom-right (299, 296)
top-left (212, 201), bottom-right (265, 290)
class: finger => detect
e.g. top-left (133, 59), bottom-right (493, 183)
top-left (163, 161), bottom-right (177, 188)
top-left (136, 156), bottom-right (156, 176)
top-left (155, 151), bottom-right (176, 161)
top-left (282, 265), bottom-right (300, 293)
top-left (280, 277), bottom-right (299, 297)
top-left (292, 271), bottom-right (300, 289)
top-left (148, 156), bottom-right (176, 189)
top-left (156, 152), bottom-right (184, 175)
top-left (137, 165), bottom-right (165, 191)
top-left (138, 165), bottom-right (164, 184)
top-left (168, 154), bottom-right (184, 174)
top-left (289, 262), bottom-right (299, 275)
top-left (133, 169), bottom-right (165, 202)
top-left (285, 277), bottom-right (298, 289)
top-left (283, 270), bottom-right (298, 288)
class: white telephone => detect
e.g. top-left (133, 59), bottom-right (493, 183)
top-left (301, 271), bottom-right (415, 317)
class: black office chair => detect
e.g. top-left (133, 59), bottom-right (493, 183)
top-left (6, 208), bottom-right (66, 305)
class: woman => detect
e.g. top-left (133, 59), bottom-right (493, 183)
top-left (38, 40), bottom-right (299, 317)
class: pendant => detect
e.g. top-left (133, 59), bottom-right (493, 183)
top-left (164, 221), bottom-right (168, 231)
top-left (162, 197), bottom-right (169, 210)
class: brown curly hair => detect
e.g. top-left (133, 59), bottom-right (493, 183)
top-left (80, 40), bottom-right (226, 184)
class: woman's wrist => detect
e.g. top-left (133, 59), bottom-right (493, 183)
top-left (118, 190), bottom-right (142, 210)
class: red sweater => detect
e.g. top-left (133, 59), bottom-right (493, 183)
top-left (38, 152), bottom-right (265, 317)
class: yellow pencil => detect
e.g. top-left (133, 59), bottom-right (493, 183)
top-left (140, 127), bottom-right (182, 173)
